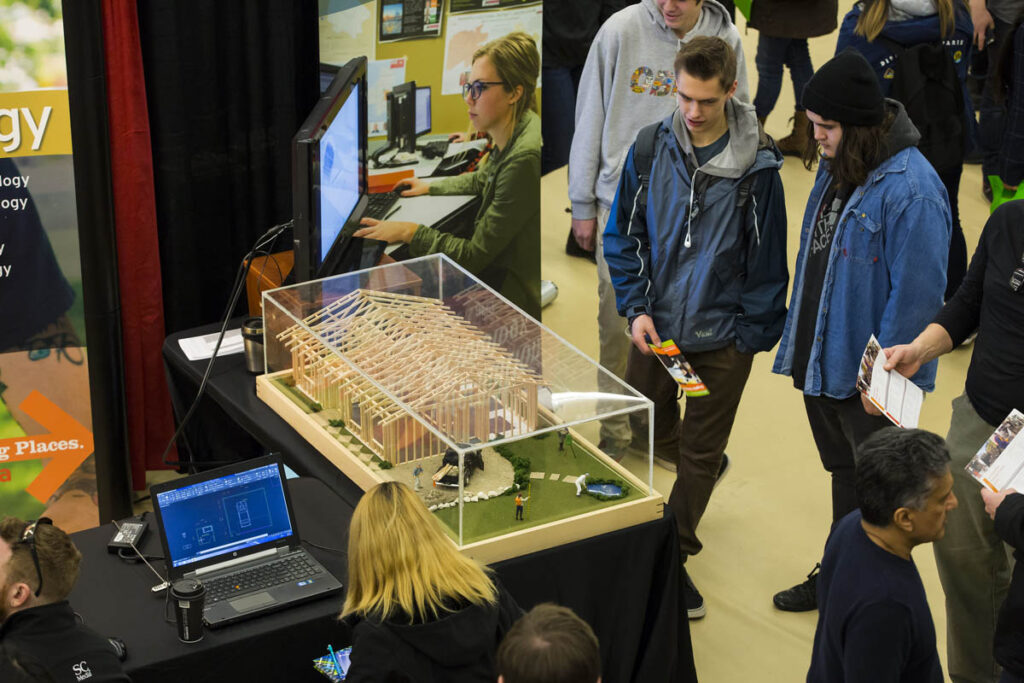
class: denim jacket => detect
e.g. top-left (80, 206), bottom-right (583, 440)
top-left (772, 102), bottom-right (950, 398)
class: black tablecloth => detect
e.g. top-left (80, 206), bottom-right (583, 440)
top-left (163, 321), bottom-right (365, 507)
top-left (161, 324), bottom-right (698, 682)
top-left (70, 478), bottom-right (351, 682)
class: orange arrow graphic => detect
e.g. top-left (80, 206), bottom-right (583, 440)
top-left (0, 391), bottom-right (94, 503)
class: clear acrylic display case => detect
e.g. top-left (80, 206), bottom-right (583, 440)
top-left (257, 254), bottom-right (660, 562)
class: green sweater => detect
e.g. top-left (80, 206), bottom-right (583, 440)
top-left (410, 110), bottom-right (541, 319)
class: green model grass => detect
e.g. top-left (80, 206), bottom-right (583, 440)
top-left (270, 377), bottom-right (638, 544)
top-left (433, 433), bottom-right (635, 545)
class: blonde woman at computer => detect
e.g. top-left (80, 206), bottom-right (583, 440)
top-left (339, 481), bottom-right (522, 682)
top-left (354, 32), bottom-right (541, 319)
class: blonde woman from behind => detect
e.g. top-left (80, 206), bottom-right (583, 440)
top-left (340, 481), bottom-right (522, 682)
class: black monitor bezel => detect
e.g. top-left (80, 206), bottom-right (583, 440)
top-left (149, 455), bottom-right (299, 579)
top-left (415, 86), bottom-right (431, 137)
top-left (291, 56), bottom-right (369, 284)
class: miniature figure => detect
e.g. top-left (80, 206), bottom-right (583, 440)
top-left (514, 492), bottom-right (530, 520)
top-left (413, 465), bottom-right (424, 491)
top-left (575, 472), bottom-right (589, 497)
top-left (558, 428), bottom-right (569, 452)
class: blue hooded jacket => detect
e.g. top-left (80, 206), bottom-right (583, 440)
top-left (603, 98), bottom-right (788, 354)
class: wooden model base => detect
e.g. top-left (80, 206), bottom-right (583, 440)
top-left (256, 370), bottom-right (663, 564)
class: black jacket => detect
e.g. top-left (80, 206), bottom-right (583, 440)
top-left (344, 587), bottom-right (522, 683)
top-left (994, 492), bottom-right (1024, 676)
top-left (0, 601), bottom-right (130, 683)
top-left (748, 0), bottom-right (837, 39)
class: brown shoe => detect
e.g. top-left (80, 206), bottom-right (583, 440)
top-left (776, 110), bottom-right (809, 158)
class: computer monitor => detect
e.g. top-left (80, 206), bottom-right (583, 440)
top-left (291, 56), bottom-right (369, 284)
top-left (415, 86), bottom-right (431, 136)
top-left (387, 80), bottom-right (417, 153)
top-left (319, 62), bottom-right (340, 94)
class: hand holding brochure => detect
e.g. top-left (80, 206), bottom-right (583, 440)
top-left (966, 409), bottom-right (1024, 492)
top-left (647, 340), bottom-right (709, 397)
top-left (856, 335), bottom-right (922, 428)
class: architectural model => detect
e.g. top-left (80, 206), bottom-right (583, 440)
top-left (276, 289), bottom-right (544, 465)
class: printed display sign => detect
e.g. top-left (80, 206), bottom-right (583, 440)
top-left (379, 0), bottom-right (442, 42)
top-left (449, 0), bottom-right (541, 13)
top-left (1, 1), bottom-right (98, 532)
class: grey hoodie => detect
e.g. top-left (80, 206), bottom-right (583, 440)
top-left (568, 0), bottom-right (748, 221)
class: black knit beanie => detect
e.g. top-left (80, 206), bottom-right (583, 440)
top-left (801, 48), bottom-right (884, 126)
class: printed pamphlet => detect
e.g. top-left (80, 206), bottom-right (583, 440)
top-left (966, 409), bottom-right (1024, 492)
top-left (648, 340), bottom-right (709, 397)
top-left (856, 335), bottom-right (922, 429)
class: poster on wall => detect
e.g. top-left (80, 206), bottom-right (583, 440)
top-left (379, 0), bottom-right (441, 42)
top-left (0, 0), bottom-right (97, 533)
top-left (319, 0), bottom-right (377, 65)
top-left (442, 5), bottom-right (542, 95)
top-left (368, 58), bottom-right (408, 136)
top-left (449, 0), bottom-right (540, 13)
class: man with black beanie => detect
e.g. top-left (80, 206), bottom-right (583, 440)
top-left (771, 48), bottom-right (952, 613)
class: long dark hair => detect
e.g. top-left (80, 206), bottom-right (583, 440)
top-left (802, 109), bottom-right (896, 187)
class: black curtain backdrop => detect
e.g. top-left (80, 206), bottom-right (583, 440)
top-left (64, 0), bottom-right (133, 520)
top-left (137, 0), bottom-right (319, 334)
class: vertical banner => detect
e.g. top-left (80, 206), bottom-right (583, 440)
top-left (0, 0), bottom-right (97, 532)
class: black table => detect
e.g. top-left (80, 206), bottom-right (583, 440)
top-left (70, 478), bottom-right (350, 682)
top-left (72, 477), bottom-right (694, 683)
top-left (163, 321), bottom-right (365, 507)
top-left (162, 324), bottom-right (697, 682)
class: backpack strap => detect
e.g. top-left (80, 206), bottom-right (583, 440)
top-left (634, 121), bottom-right (660, 214)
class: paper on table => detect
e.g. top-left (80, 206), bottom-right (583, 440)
top-left (178, 329), bottom-right (244, 361)
top-left (966, 409), bottom-right (1024, 492)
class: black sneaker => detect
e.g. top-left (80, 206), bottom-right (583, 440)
top-left (713, 453), bottom-right (731, 489)
top-left (682, 568), bottom-right (706, 619)
top-left (773, 563), bottom-right (820, 612)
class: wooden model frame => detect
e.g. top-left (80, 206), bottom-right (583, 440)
top-left (258, 278), bottom-right (663, 564)
top-left (276, 289), bottom-right (544, 465)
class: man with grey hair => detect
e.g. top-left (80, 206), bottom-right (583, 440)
top-left (808, 428), bottom-right (958, 682)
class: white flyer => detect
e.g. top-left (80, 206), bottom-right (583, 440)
top-left (859, 335), bottom-right (923, 429)
top-left (966, 409), bottom-right (1024, 492)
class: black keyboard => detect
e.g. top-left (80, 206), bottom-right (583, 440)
top-left (422, 140), bottom-right (450, 159)
top-left (363, 190), bottom-right (401, 220)
top-left (203, 552), bottom-right (319, 603)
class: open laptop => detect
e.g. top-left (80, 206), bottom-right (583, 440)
top-left (150, 456), bottom-right (343, 628)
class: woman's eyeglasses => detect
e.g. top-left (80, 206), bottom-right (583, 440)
top-left (19, 517), bottom-right (52, 597)
top-left (462, 80), bottom-right (505, 101)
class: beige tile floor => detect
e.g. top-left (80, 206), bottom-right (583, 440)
top-left (539, 10), bottom-right (991, 681)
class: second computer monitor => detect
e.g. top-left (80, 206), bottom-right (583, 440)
top-left (415, 86), bottom-right (431, 137)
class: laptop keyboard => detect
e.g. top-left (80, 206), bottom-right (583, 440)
top-left (204, 553), bottom-right (319, 604)
top-left (363, 190), bottom-right (401, 220)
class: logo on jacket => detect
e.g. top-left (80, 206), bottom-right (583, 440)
top-left (72, 661), bottom-right (93, 681)
top-left (630, 67), bottom-right (676, 96)
top-left (883, 67), bottom-right (895, 80)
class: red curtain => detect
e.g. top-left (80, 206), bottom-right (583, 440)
top-left (101, 0), bottom-right (175, 489)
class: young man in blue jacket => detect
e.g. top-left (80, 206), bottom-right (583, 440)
top-left (603, 36), bottom-right (788, 619)
top-left (771, 49), bottom-right (951, 613)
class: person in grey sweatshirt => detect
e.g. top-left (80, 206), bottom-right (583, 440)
top-left (567, 0), bottom-right (748, 463)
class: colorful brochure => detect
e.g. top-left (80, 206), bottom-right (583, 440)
top-left (648, 340), bottom-right (709, 397)
top-left (966, 409), bottom-right (1024, 492)
top-left (856, 335), bottom-right (922, 429)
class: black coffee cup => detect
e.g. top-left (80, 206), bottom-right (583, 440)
top-left (170, 578), bottom-right (205, 643)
